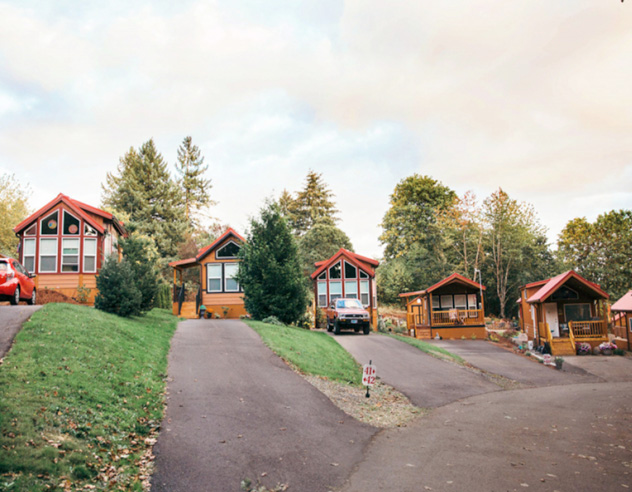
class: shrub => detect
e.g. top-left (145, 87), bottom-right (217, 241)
top-left (614, 348), bottom-right (625, 356)
top-left (261, 315), bottom-right (285, 326)
top-left (95, 257), bottom-right (142, 317)
top-left (154, 283), bottom-right (172, 309)
top-left (315, 307), bottom-right (327, 329)
top-left (75, 283), bottom-right (92, 304)
top-left (120, 235), bottom-right (158, 310)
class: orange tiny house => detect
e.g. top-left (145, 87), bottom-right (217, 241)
top-left (400, 273), bottom-right (486, 340)
top-left (310, 249), bottom-right (379, 329)
top-left (517, 271), bottom-right (609, 356)
top-left (611, 290), bottom-right (632, 351)
top-left (13, 193), bottom-right (127, 304)
top-left (169, 228), bottom-right (247, 319)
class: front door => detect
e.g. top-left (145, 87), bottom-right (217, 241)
top-left (544, 303), bottom-right (560, 337)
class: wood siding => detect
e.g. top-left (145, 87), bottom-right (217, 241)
top-left (34, 273), bottom-right (98, 304)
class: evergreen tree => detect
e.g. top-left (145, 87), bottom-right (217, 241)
top-left (120, 234), bottom-right (159, 310)
top-left (237, 200), bottom-right (309, 324)
top-left (95, 257), bottom-right (142, 317)
top-left (285, 171), bottom-right (339, 236)
top-left (102, 139), bottom-right (187, 259)
top-left (175, 136), bottom-right (213, 227)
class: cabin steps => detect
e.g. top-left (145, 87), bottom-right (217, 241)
top-left (550, 339), bottom-right (575, 356)
top-left (173, 302), bottom-right (199, 319)
top-left (415, 328), bottom-right (432, 340)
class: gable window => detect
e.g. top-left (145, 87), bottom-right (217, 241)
top-left (84, 238), bottom-right (97, 273)
top-left (62, 238), bottom-right (80, 272)
top-left (345, 280), bottom-right (358, 299)
top-left (317, 282), bottom-right (327, 307)
top-left (329, 262), bottom-right (341, 280)
top-left (23, 238), bottom-right (35, 273)
top-left (317, 271), bottom-right (326, 281)
top-left (216, 241), bottom-right (241, 259)
top-left (360, 280), bottom-right (369, 306)
top-left (25, 224), bottom-right (37, 236)
top-left (552, 286), bottom-right (579, 301)
top-left (40, 238), bottom-right (58, 272)
top-left (359, 270), bottom-right (369, 279)
top-left (224, 263), bottom-right (240, 292)
top-left (63, 211), bottom-right (80, 235)
top-left (41, 211), bottom-right (59, 235)
top-left (207, 264), bottom-right (222, 293)
top-left (344, 261), bottom-right (357, 279)
top-left (84, 224), bottom-right (97, 236)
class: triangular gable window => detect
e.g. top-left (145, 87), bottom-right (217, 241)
top-left (216, 240), bottom-right (241, 259)
top-left (41, 211), bottom-right (59, 235)
top-left (344, 261), bottom-right (357, 279)
top-left (551, 285), bottom-right (579, 301)
top-left (25, 224), bottom-right (37, 236)
top-left (359, 270), bottom-right (369, 279)
top-left (329, 262), bottom-right (341, 279)
top-left (63, 210), bottom-right (80, 235)
top-left (317, 271), bottom-right (326, 280)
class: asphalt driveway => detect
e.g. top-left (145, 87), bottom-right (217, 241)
top-left (0, 305), bottom-right (41, 358)
top-left (151, 319), bottom-right (376, 492)
top-left (330, 332), bottom-right (499, 408)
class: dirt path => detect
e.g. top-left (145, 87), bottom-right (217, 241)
top-left (151, 319), bottom-right (376, 492)
top-left (0, 305), bottom-right (41, 358)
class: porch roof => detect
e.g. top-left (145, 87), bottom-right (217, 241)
top-left (526, 270), bottom-right (609, 303)
top-left (611, 290), bottom-right (632, 312)
top-left (168, 257), bottom-right (198, 269)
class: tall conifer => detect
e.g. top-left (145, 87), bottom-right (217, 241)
top-left (175, 136), bottom-right (213, 227)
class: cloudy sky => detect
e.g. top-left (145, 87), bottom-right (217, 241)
top-left (1, 0), bottom-right (630, 258)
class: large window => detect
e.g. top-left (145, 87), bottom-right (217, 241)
top-left (360, 280), bottom-right (369, 306)
top-left (440, 295), bottom-right (454, 309)
top-left (224, 263), bottom-right (239, 292)
top-left (329, 262), bottom-right (341, 279)
top-left (83, 238), bottom-right (97, 273)
top-left (318, 282), bottom-right (327, 307)
top-left (207, 263), bottom-right (241, 293)
top-left (23, 238), bottom-right (35, 273)
top-left (454, 295), bottom-right (467, 310)
top-left (344, 261), bottom-right (357, 279)
top-left (345, 280), bottom-right (358, 299)
top-left (329, 281), bottom-right (342, 302)
top-left (63, 211), bottom-right (80, 235)
top-left (62, 239), bottom-right (80, 272)
top-left (564, 304), bottom-right (591, 322)
top-left (207, 264), bottom-right (222, 293)
top-left (468, 294), bottom-right (478, 310)
top-left (39, 238), bottom-right (58, 273)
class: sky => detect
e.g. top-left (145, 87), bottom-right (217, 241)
top-left (1, 0), bottom-right (630, 259)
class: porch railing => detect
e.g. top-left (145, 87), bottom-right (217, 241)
top-left (431, 309), bottom-right (484, 326)
top-left (569, 320), bottom-right (608, 340)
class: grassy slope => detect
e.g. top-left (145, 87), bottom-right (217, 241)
top-left (245, 321), bottom-right (361, 385)
top-left (387, 334), bottom-right (464, 364)
top-left (0, 304), bottom-right (178, 491)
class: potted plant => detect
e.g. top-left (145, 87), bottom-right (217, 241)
top-left (554, 357), bottom-right (564, 370)
top-left (199, 305), bottom-right (206, 319)
top-left (576, 342), bottom-right (591, 355)
top-left (599, 341), bottom-right (617, 356)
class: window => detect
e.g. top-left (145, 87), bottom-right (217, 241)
top-left (345, 280), bottom-right (358, 299)
top-left (207, 264), bottom-right (222, 293)
top-left (454, 295), bottom-right (467, 309)
top-left (552, 286), bottom-right (579, 301)
top-left (329, 281), bottom-right (342, 302)
top-left (468, 294), bottom-right (478, 310)
top-left (344, 261), bottom-right (357, 279)
top-left (25, 224), bottom-right (37, 235)
top-left (318, 282), bottom-right (327, 307)
top-left (359, 270), bottom-right (369, 279)
top-left (360, 280), bottom-right (369, 306)
top-left (224, 263), bottom-right (239, 292)
top-left (39, 238), bottom-right (58, 272)
top-left (23, 238), bottom-right (35, 273)
top-left (440, 295), bottom-right (454, 309)
top-left (63, 211), bottom-right (80, 235)
top-left (84, 238), bottom-right (97, 272)
top-left (84, 224), bottom-right (97, 236)
top-left (62, 238), bottom-right (79, 272)
top-left (317, 271), bottom-right (326, 280)
top-left (432, 296), bottom-right (440, 310)
top-left (41, 211), bottom-right (59, 235)
top-left (216, 241), bottom-right (241, 259)
top-left (329, 262), bottom-right (341, 279)
top-left (564, 303), bottom-right (591, 322)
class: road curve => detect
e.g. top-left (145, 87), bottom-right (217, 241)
top-left (0, 305), bottom-right (42, 358)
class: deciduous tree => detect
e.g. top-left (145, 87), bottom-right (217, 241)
top-left (297, 223), bottom-right (353, 277)
top-left (0, 174), bottom-right (30, 257)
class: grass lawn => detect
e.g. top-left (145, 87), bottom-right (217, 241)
top-left (245, 321), bottom-right (361, 385)
top-left (0, 303), bottom-right (178, 491)
top-left (388, 334), bottom-right (464, 364)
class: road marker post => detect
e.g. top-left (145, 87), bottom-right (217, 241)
top-left (362, 360), bottom-right (376, 398)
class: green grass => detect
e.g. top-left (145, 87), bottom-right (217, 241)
top-left (245, 320), bottom-right (361, 385)
top-left (387, 334), bottom-right (464, 364)
top-left (0, 303), bottom-right (178, 491)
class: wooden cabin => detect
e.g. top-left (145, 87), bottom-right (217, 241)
top-left (518, 271), bottom-right (609, 356)
top-left (310, 249), bottom-right (379, 329)
top-left (13, 193), bottom-right (126, 304)
top-left (400, 273), bottom-right (486, 340)
top-left (611, 290), bottom-right (632, 351)
top-left (169, 228), bottom-right (247, 319)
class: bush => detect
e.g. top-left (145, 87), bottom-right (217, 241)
top-left (120, 235), bottom-right (158, 309)
top-left (154, 283), bottom-right (172, 309)
top-left (95, 257), bottom-right (142, 317)
top-left (261, 315), bottom-right (285, 326)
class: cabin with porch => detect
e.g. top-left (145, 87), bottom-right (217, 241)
top-left (400, 273), bottom-right (486, 340)
top-left (169, 228), bottom-right (247, 319)
top-left (518, 271), bottom-right (609, 356)
top-left (13, 193), bottom-right (126, 304)
top-left (611, 290), bottom-right (632, 351)
top-left (311, 249), bottom-right (379, 329)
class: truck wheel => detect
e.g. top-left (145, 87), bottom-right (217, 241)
top-left (363, 324), bottom-right (370, 335)
top-left (333, 319), bottom-right (341, 335)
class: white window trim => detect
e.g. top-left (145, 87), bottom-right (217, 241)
top-left (328, 261), bottom-right (342, 280)
top-left (40, 211), bottom-right (59, 236)
top-left (329, 280), bottom-right (342, 302)
top-left (23, 238), bottom-right (36, 273)
top-left (344, 280), bottom-right (358, 299)
top-left (62, 209), bottom-right (81, 236)
top-left (224, 263), bottom-right (240, 292)
top-left (25, 224), bottom-right (37, 236)
top-left (207, 264), bottom-right (222, 293)
top-left (61, 238), bottom-right (80, 273)
top-left (84, 224), bottom-right (98, 236)
top-left (39, 237), bottom-right (58, 273)
top-left (317, 281), bottom-right (328, 307)
top-left (344, 260), bottom-right (357, 279)
top-left (83, 238), bottom-right (97, 273)
top-left (215, 240), bottom-right (241, 260)
top-left (360, 280), bottom-right (369, 306)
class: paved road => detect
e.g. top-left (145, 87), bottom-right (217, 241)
top-left (430, 339), bottom-right (601, 386)
top-left (340, 381), bottom-right (632, 492)
top-left (330, 332), bottom-right (500, 408)
top-left (151, 319), bottom-right (376, 492)
top-left (0, 305), bottom-right (41, 358)
top-left (564, 354), bottom-right (632, 382)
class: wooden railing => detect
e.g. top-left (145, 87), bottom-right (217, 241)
top-left (431, 309), bottom-right (484, 326)
top-left (613, 324), bottom-right (627, 339)
top-left (569, 320), bottom-right (608, 340)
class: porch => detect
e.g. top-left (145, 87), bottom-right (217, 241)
top-left (537, 319), bottom-right (609, 356)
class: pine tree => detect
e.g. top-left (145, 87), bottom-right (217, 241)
top-left (175, 136), bottom-right (213, 227)
top-left (285, 171), bottom-right (339, 236)
top-left (102, 139), bottom-right (187, 259)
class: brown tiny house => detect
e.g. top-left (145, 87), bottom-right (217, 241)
top-left (13, 193), bottom-right (126, 304)
top-left (169, 228), bottom-right (247, 319)
top-left (310, 249), bottom-right (379, 329)
top-left (518, 271), bottom-right (609, 356)
top-left (400, 273), bottom-right (486, 340)
top-left (611, 290), bottom-right (632, 351)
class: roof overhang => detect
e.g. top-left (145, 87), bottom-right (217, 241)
top-left (611, 290), bottom-right (632, 312)
top-left (527, 270), bottom-right (609, 303)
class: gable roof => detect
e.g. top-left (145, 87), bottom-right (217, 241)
top-left (611, 290), bottom-right (632, 312)
top-left (526, 270), bottom-right (609, 303)
top-left (310, 248), bottom-right (379, 280)
top-left (195, 228), bottom-right (245, 262)
top-left (399, 273), bottom-right (485, 298)
top-left (13, 193), bottom-right (126, 236)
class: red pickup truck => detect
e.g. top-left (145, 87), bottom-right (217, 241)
top-left (326, 298), bottom-right (371, 335)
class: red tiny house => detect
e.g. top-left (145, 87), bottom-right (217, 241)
top-left (611, 290), bottom-right (632, 351)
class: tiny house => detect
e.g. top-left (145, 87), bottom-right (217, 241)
top-left (400, 273), bottom-right (486, 340)
top-left (518, 271), bottom-right (609, 355)
top-left (611, 290), bottom-right (632, 351)
top-left (310, 249), bottom-right (379, 329)
top-left (169, 228), bottom-right (247, 319)
top-left (13, 193), bottom-right (126, 304)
